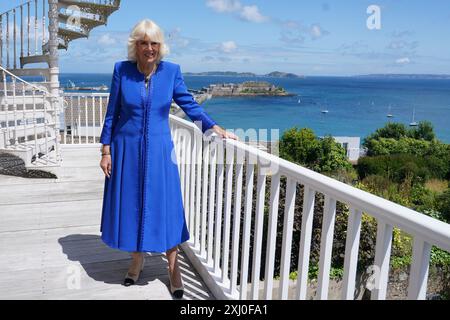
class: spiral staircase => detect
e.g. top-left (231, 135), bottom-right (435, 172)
top-left (0, 0), bottom-right (121, 168)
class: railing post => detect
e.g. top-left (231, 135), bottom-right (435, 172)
top-left (341, 207), bottom-right (362, 299)
top-left (13, 9), bottom-right (16, 69)
top-left (371, 220), bottom-right (393, 300)
top-left (278, 177), bottom-right (296, 300)
top-left (316, 195), bottom-right (337, 300)
top-left (6, 12), bottom-right (9, 69)
top-left (263, 171), bottom-right (281, 299)
top-left (407, 238), bottom-right (431, 300)
top-left (295, 186), bottom-right (315, 300)
top-left (0, 16), bottom-right (3, 66)
top-left (239, 157), bottom-right (255, 300)
top-left (48, 0), bottom-right (61, 162)
top-left (20, 6), bottom-right (24, 64)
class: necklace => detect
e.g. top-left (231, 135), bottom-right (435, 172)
top-left (137, 62), bottom-right (157, 79)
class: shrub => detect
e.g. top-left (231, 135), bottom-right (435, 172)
top-left (436, 190), bottom-right (450, 223)
top-left (279, 127), bottom-right (352, 174)
top-left (357, 154), bottom-right (446, 183)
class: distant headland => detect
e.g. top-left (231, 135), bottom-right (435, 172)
top-left (355, 74), bottom-right (450, 79)
top-left (184, 71), bottom-right (303, 78)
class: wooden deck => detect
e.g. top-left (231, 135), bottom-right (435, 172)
top-left (0, 144), bottom-right (215, 300)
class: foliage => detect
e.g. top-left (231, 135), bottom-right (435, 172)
top-left (364, 121), bottom-right (436, 145)
top-left (357, 154), bottom-right (448, 183)
top-left (391, 255), bottom-right (412, 270)
top-left (364, 122), bottom-right (409, 141)
top-left (430, 246), bottom-right (450, 266)
top-left (307, 264), bottom-right (344, 280)
top-left (410, 121), bottom-right (436, 141)
top-left (425, 179), bottom-right (449, 193)
top-left (436, 190), bottom-right (450, 223)
top-left (363, 121), bottom-right (450, 165)
top-left (279, 127), bottom-right (352, 174)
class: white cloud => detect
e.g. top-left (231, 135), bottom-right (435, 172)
top-left (310, 24), bottom-right (328, 39)
top-left (167, 28), bottom-right (190, 49)
top-left (205, 0), bottom-right (267, 23)
top-left (388, 40), bottom-right (416, 50)
top-left (279, 21), bottom-right (329, 44)
top-left (206, 0), bottom-right (241, 13)
top-left (98, 34), bottom-right (117, 46)
top-left (240, 5), bottom-right (268, 23)
top-left (395, 57), bottom-right (410, 65)
top-left (220, 41), bottom-right (237, 53)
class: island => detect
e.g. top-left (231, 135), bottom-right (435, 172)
top-left (200, 81), bottom-right (293, 97)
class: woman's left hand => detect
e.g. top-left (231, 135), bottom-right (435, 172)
top-left (212, 125), bottom-right (239, 140)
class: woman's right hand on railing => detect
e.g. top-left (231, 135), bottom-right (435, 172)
top-left (100, 145), bottom-right (112, 178)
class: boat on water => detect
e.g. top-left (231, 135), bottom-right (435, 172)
top-left (409, 107), bottom-right (418, 126)
top-left (64, 80), bottom-right (108, 91)
top-left (387, 104), bottom-right (394, 118)
top-left (321, 110), bottom-right (329, 114)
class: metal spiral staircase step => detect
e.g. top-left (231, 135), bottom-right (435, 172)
top-left (58, 0), bottom-right (121, 15)
top-left (58, 11), bottom-right (107, 29)
top-left (58, 27), bottom-right (90, 42)
top-left (20, 54), bottom-right (51, 68)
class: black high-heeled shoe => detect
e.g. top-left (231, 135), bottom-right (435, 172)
top-left (168, 268), bottom-right (184, 299)
top-left (123, 256), bottom-right (145, 286)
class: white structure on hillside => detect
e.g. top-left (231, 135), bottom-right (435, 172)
top-left (333, 136), bottom-right (361, 162)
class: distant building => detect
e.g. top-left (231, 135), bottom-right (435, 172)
top-left (332, 137), bottom-right (361, 162)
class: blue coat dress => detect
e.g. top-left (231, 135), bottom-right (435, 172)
top-left (99, 60), bottom-right (217, 253)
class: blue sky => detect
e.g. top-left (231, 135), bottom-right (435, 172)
top-left (2, 0), bottom-right (450, 75)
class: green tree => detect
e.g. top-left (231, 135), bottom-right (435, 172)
top-left (409, 121), bottom-right (436, 141)
top-left (315, 135), bottom-right (352, 173)
top-left (279, 127), bottom-right (320, 167)
top-left (279, 127), bottom-right (352, 174)
top-left (364, 122), bottom-right (408, 143)
top-left (436, 190), bottom-right (450, 223)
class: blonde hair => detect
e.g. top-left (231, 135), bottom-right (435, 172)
top-left (127, 19), bottom-right (170, 63)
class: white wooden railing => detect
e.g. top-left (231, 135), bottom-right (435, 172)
top-left (61, 92), bottom-right (108, 144)
top-left (0, 64), bottom-right (60, 166)
top-left (59, 92), bottom-right (450, 300)
top-left (169, 116), bottom-right (450, 300)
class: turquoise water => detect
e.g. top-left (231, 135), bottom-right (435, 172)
top-left (58, 74), bottom-right (450, 143)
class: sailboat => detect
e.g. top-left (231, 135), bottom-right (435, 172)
top-left (387, 105), bottom-right (393, 118)
top-left (67, 80), bottom-right (76, 89)
top-left (409, 108), bottom-right (418, 127)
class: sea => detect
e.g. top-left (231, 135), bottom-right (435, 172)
top-left (58, 73), bottom-right (450, 143)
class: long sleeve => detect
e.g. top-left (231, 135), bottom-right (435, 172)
top-left (172, 64), bottom-right (217, 133)
top-left (100, 62), bottom-right (121, 145)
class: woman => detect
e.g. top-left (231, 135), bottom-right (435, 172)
top-left (98, 19), bottom-right (238, 299)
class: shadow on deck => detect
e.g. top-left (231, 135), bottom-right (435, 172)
top-left (0, 144), bottom-right (215, 300)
